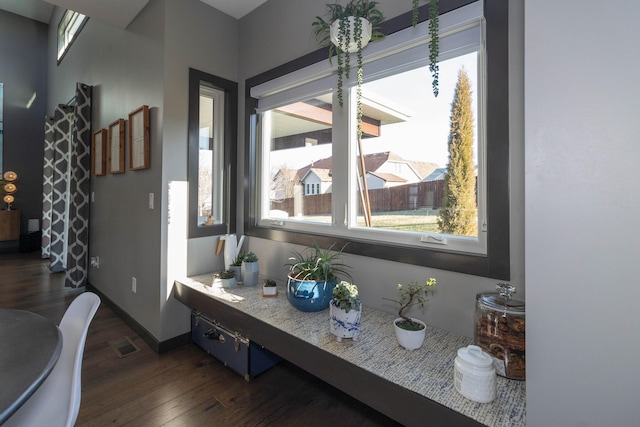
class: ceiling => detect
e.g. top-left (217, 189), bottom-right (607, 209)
top-left (0, 0), bottom-right (267, 27)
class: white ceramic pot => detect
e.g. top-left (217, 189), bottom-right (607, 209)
top-left (263, 285), bottom-right (277, 296)
top-left (242, 261), bottom-right (259, 286)
top-left (330, 17), bottom-right (373, 53)
top-left (393, 317), bottom-right (426, 350)
top-left (330, 301), bottom-right (362, 342)
top-left (211, 277), bottom-right (237, 289)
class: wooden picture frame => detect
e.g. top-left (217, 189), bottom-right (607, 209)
top-left (108, 119), bottom-right (125, 174)
top-left (128, 105), bottom-right (150, 170)
top-left (91, 129), bottom-right (107, 176)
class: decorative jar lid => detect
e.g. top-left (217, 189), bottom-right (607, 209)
top-left (476, 283), bottom-right (525, 315)
top-left (456, 345), bottom-right (493, 369)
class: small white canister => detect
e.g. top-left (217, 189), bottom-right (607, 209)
top-left (454, 345), bottom-right (497, 403)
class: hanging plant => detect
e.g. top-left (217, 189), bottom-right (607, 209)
top-left (411, 0), bottom-right (440, 97)
top-left (312, 0), bottom-right (385, 111)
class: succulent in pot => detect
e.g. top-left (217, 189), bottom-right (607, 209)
top-left (211, 269), bottom-right (237, 289)
top-left (242, 251), bottom-right (260, 286)
top-left (285, 241), bottom-right (351, 312)
top-left (229, 251), bottom-right (245, 284)
top-left (263, 278), bottom-right (278, 296)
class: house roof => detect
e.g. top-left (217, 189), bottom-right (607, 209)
top-left (421, 167), bottom-right (448, 182)
top-left (367, 172), bottom-right (407, 183)
top-left (300, 168), bottom-right (332, 182)
top-left (296, 151), bottom-right (439, 181)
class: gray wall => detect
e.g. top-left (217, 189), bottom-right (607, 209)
top-left (525, 0), bottom-right (640, 425)
top-left (0, 11), bottom-right (48, 241)
top-left (46, 0), bottom-right (238, 341)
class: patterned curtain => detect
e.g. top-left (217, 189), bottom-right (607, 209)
top-left (41, 83), bottom-right (92, 288)
top-left (48, 105), bottom-right (74, 272)
top-left (41, 117), bottom-right (55, 259)
top-left (65, 83), bottom-right (92, 288)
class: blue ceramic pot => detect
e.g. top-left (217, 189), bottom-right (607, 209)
top-left (286, 276), bottom-right (337, 312)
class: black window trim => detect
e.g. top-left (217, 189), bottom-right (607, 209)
top-left (244, 0), bottom-right (510, 280)
top-left (188, 68), bottom-right (238, 239)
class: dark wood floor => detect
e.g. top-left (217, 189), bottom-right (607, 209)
top-left (0, 251), bottom-right (401, 427)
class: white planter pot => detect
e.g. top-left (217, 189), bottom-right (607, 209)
top-left (242, 261), bottom-right (259, 286)
top-left (330, 17), bottom-right (373, 53)
top-left (263, 285), bottom-right (277, 296)
top-left (211, 276), bottom-right (237, 289)
top-left (393, 317), bottom-right (426, 350)
top-left (330, 301), bottom-right (362, 342)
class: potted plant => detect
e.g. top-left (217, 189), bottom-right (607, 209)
top-left (285, 241), bottom-right (351, 312)
top-left (229, 251), bottom-right (244, 284)
top-left (211, 269), bottom-right (237, 289)
top-left (383, 277), bottom-right (437, 350)
top-left (329, 281), bottom-right (362, 341)
top-left (312, 0), bottom-right (385, 139)
top-left (263, 278), bottom-right (278, 296)
top-left (241, 251), bottom-right (260, 286)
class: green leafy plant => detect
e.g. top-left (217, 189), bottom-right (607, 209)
top-left (264, 278), bottom-right (277, 287)
top-left (243, 251), bottom-right (258, 263)
top-left (312, 0), bottom-right (385, 112)
top-left (231, 251), bottom-right (245, 267)
top-left (332, 281), bottom-right (361, 313)
top-left (383, 278), bottom-right (437, 330)
top-left (286, 241), bottom-right (351, 283)
top-left (213, 269), bottom-right (236, 279)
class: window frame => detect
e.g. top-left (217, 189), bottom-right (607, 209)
top-left (188, 68), bottom-right (238, 239)
top-left (244, 0), bottom-right (510, 280)
top-left (57, 10), bottom-right (88, 64)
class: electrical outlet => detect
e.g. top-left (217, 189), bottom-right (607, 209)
top-left (148, 193), bottom-right (154, 209)
top-left (90, 256), bottom-right (99, 268)
top-left (132, 277), bottom-right (137, 293)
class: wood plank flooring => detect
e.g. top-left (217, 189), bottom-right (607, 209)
top-left (0, 252), bottom-right (401, 426)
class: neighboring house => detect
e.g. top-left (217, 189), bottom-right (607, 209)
top-left (289, 151), bottom-right (438, 196)
top-left (421, 167), bottom-right (447, 182)
top-left (365, 172), bottom-right (407, 189)
top-left (300, 168), bottom-right (332, 195)
top-left (420, 166), bottom-right (478, 183)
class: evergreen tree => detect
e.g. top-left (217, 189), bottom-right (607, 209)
top-left (438, 68), bottom-right (477, 236)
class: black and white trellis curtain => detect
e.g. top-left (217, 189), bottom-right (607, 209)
top-left (41, 83), bottom-right (92, 288)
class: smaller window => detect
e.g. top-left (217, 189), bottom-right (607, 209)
top-left (57, 10), bottom-right (88, 63)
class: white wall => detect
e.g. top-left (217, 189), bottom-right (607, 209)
top-left (525, 0), bottom-right (640, 425)
top-left (238, 0), bottom-right (526, 338)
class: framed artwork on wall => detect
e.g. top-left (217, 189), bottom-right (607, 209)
top-left (108, 118), bottom-right (125, 174)
top-left (129, 105), bottom-right (150, 170)
top-left (92, 129), bottom-right (107, 176)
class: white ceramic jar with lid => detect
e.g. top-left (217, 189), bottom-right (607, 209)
top-left (454, 344), bottom-right (497, 403)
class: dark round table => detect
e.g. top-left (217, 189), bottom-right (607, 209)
top-left (0, 308), bottom-right (62, 423)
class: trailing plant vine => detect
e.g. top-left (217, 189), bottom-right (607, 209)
top-left (428, 0), bottom-right (440, 97)
top-left (411, 0), bottom-right (440, 97)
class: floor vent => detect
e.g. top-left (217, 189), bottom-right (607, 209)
top-left (109, 336), bottom-right (140, 358)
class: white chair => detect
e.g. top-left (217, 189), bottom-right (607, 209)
top-left (5, 292), bottom-right (101, 427)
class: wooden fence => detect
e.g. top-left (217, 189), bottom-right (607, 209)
top-left (270, 181), bottom-right (446, 216)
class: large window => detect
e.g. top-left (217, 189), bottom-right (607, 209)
top-left (188, 69), bottom-right (238, 238)
top-left (57, 10), bottom-right (88, 63)
top-left (246, 0), bottom-right (510, 279)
